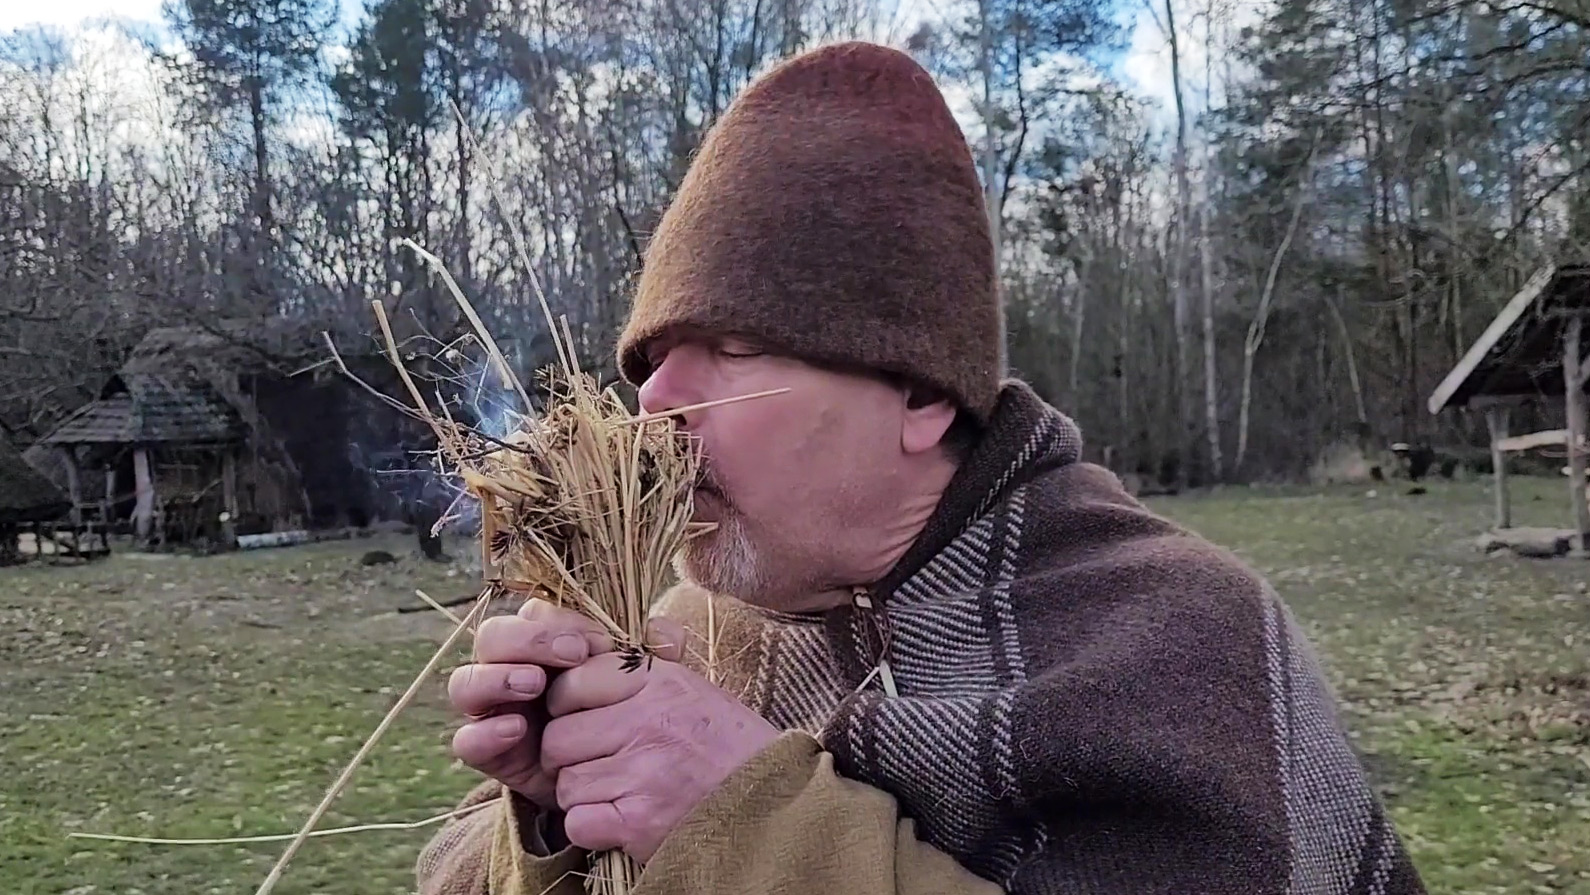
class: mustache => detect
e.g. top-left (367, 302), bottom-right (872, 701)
top-left (694, 458), bottom-right (730, 503)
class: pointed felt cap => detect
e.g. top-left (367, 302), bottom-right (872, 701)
top-left (617, 41), bottom-right (1001, 421)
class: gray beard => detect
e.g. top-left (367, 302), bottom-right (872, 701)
top-left (677, 510), bottom-right (762, 598)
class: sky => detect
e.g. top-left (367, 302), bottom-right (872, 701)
top-left (0, 0), bottom-right (163, 32)
top-left (0, 0), bottom-right (365, 43)
top-left (0, 0), bottom-right (1218, 121)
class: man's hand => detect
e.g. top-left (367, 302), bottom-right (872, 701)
top-left (539, 635), bottom-right (782, 863)
top-left (446, 598), bottom-right (615, 808)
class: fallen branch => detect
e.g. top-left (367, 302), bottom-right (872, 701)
top-left (398, 589), bottom-right (479, 616)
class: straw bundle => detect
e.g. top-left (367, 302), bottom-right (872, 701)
top-left (247, 239), bottom-right (785, 895)
top-left (445, 357), bottom-right (702, 895)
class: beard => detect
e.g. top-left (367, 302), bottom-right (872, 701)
top-left (678, 461), bottom-right (837, 610)
top-left (679, 467), bottom-right (764, 597)
top-left (678, 504), bottom-right (763, 597)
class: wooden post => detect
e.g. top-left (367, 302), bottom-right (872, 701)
top-left (1564, 318), bottom-right (1590, 556)
top-left (103, 465), bottom-right (115, 533)
top-left (1485, 407), bottom-right (1511, 530)
top-left (133, 447), bottom-right (155, 544)
top-left (61, 448), bottom-right (82, 527)
top-left (221, 449), bottom-right (239, 547)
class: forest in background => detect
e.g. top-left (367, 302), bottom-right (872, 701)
top-left (1, 0), bottom-right (1587, 485)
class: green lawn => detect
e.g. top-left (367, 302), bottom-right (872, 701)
top-left (2, 479), bottom-right (1586, 893)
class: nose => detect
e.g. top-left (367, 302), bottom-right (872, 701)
top-left (636, 346), bottom-right (697, 426)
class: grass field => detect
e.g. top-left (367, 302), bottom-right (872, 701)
top-left (2, 477), bottom-right (1587, 894)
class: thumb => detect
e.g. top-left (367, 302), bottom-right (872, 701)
top-left (643, 618), bottom-right (688, 663)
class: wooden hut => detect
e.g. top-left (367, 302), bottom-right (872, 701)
top-left (33, 321), bottom-right (426, 549)
top-left (1427, 262), bottom-right (1590, 552)
top-left (0, 427), bottom-right (75, 564)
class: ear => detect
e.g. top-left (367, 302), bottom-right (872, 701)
top-left (900, 384), bottom-right (958, 456)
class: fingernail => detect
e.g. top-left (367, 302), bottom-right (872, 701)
top-left (507, 668), bottom-right (542, 696)
top-left (492, 714), bottom-right (526, 738)
top-left (553, 634), bottom-right (586, 662)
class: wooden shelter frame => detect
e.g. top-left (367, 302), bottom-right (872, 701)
top-left (1428, 263), bottom-right (1590, 553)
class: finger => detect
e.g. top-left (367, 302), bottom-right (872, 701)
top-left (562, 802), bottom-right (627, 853)
top-left (474, 615), bottom-right (597, 667)
top-left (521, 598), bottom-right (616, 655)
top-left (539, 704), bottom-right (634, 773)
top-left (554, 750), bottom-right (645, 811)
top-left (451, 712), bottom-right (529, 769)
top-left (452, 714), bottom-right (558, 807)
top-left (545, 653), bottom-right (649, 718)
top-left (447, 663), bottom-right (546, 717)
top-left (644, 618), bottom-right (687, 663)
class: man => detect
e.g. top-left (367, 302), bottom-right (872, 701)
top-left (417, 40), bottom-right (1428, 895)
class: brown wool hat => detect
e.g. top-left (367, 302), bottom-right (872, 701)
top-left (615, 40), bottom-right (1003, 422)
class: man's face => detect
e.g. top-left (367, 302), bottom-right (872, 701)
top-left (635, 328), bottom-right (935, 611)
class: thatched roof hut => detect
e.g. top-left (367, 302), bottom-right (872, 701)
top-left (34, 320), bottom-right (427, 546)
top-left (42, 321), bottom-right (308, 448)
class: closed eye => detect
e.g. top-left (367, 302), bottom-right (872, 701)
top-left (716, 339), bottom-right (765, 359)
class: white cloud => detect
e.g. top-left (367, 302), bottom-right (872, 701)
top-left (0, 0), bottom-right (165, 33)
top-left (1118, 0), bottom-right (1272, 129)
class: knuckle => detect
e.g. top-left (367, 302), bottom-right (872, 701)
top-left (446, 664), bottom-right (480, 707)
top-left (476, 615), bottom-right (513, 639)
top-left (570, 806), bottom-right (623, 851)
top-left (539, 717), bottom-right (574, 769)
top-left (472, 616), bottom-right (517, 658)
top-left (451, 722), bottom-right (490, 766)
top-left (562, 810), bottom-right (594, 849)
top-left (553, 763), bottom-right (585, 806)
top-left (649, 666), bottom-right (694, 702)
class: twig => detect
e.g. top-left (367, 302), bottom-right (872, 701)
top-left (413, 588), bottom-right (465, 625)
top-left (320, 330), bottom-right (431, 424)
top-left (619, 388), bottom-right (792, 426)
top-left (370, 302), bottom-right (452, 450)
top-left (397, 589), bottom-right (482, 616)
top-left (68, 798), bottom-right (499, 846)
top-left (401, 239), bottom-right (534, 414)
top-left (252, 590), bottom-right (493, 895)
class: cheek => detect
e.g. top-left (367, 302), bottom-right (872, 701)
top-left (701, 410), bottom-right (809, 492)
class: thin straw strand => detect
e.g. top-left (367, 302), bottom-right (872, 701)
top-left (619, 388), bottom-right (791, 425)
top-left (69, 798), bottom-right (499, 846)
top-left (252, 592), bottom-right (493, 895)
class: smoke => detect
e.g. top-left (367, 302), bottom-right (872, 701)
top-left (427, 340), bottom-right (532, 536)
top-left (338, 335), bottom-right (533, 542)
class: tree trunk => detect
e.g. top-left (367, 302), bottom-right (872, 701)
top-left (1070, 250), bottom-right (1090, 404)
top-left (978, 0), bottom-right (1005, 371)
top-left (1237, 138), bottom-right (1318, 471)
top-left (248, 76), bottom-right (271, 234)
top-left (1326, 285), bottom-right (1369, 425)
top-left (247, 73), bottom-right (272, 313)
top-left (1165, 0), bottom-right (1194, 486)
top-left (1199, 174), bottom-right (1223, 482)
